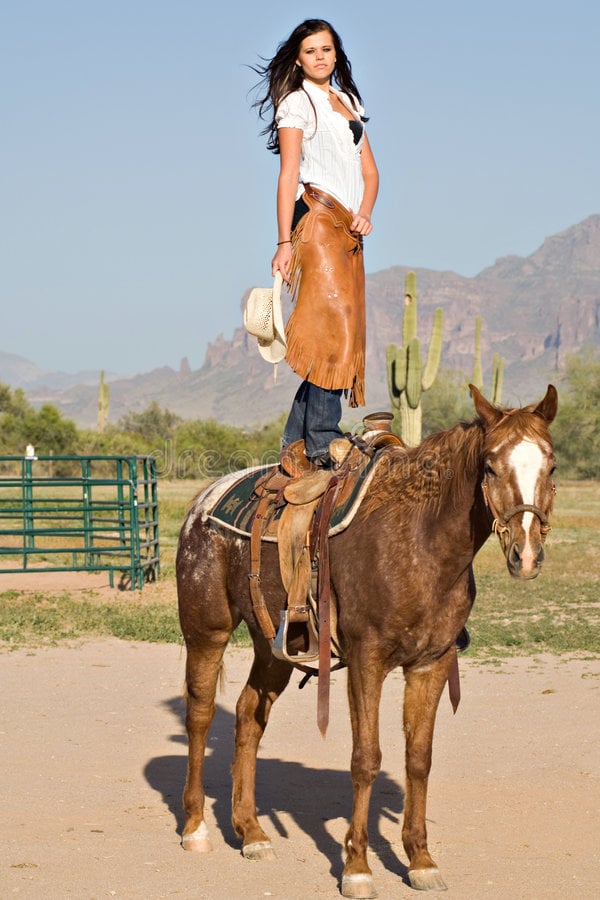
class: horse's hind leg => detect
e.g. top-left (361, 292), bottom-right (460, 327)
top-left (402, 648), bottom-right (455, 891)
top-left (181, 641), bottom-right (229, 852)
top-left (231, 644), bottom-right (293, 860)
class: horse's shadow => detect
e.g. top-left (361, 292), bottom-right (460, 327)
top-left (144, 695), bottom-right (408, 884)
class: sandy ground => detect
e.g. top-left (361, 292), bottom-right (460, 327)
top-left (0, 573), bottom-right (599, 898)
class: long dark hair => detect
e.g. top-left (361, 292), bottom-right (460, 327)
top-left (251, 19), bottom-right (365, 154)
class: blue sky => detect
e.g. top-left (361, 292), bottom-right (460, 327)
top-left (2, 0), bottom-right (599, 374)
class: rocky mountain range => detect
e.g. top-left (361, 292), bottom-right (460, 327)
top-left (3, 215), bottom-right (600, 428)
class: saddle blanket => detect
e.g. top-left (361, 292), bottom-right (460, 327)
top-left (201, 455), bottom-right (383, 542)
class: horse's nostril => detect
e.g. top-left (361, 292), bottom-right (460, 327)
top-left (537, 545), bottom-right (545, 566)
top-left (509, 543), bottom-right (521, 567)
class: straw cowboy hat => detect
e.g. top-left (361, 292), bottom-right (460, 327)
top-left (244, 270), bottom-right (287, 364)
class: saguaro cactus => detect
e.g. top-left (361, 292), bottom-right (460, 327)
top-left (490, 353), bottom-right (505, 405)
top-left (97, 370), bottom-right (110, 433)
top-left (471, 316), bottom-right (504, 405)
top-left (472, 316), bottom-right (484, 392)
top-left (386, 272), bottom-right (444, 446)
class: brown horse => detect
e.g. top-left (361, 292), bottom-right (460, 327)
top-left (176, 384), bottom-right (557, 897)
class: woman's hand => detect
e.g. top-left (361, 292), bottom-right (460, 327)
top-left (272, 242), bottom-right (293, 281)
top-left (350, 212), bottom-right (373, 236)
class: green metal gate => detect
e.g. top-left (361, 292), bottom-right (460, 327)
top-left (0, 455), bottom-right (160, 589)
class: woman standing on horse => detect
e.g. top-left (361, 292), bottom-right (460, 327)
top-left (254, 19), bottom-right (379, 467)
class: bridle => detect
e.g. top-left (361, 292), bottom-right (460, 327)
top-left (481, 477), bottom-right (554, 547)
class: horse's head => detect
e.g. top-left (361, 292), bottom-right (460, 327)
top-left (470, 384), bottom-right (558, 579)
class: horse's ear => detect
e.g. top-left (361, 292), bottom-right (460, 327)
top-left (534, 384), bottom-right (558, 425)
top-left (469, 383), bottom-right (504, 427)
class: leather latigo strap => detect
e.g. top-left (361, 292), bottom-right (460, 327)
top-left (286, 185), bottom-right (366, 407)
top-left (248, 490), bottom-right (277, 640)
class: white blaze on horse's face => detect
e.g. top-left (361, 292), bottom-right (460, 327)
top-left (509, 439), bottom-right (544, 515)
top-left (486, 432), bottom-right (553, 577)
top-left (508, 437), bottom-right (545, 570)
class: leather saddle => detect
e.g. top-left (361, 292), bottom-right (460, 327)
top-left (241, 413), bottom-right (405, 672)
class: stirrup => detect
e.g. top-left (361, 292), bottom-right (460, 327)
top-left (272, 608), bottom-right (319, 664)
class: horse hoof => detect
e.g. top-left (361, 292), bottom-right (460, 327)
top-left (181, 822), bottom-right (212, 853)
top-left (408, 868), bottom-right (447, 891)
top-left (242, 840), bottom-right (276, 861)
top-left (341, 873), bottom-right (378, 899)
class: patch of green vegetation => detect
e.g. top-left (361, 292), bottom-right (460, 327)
top-left (0, 593), bottom-right (181, 648)
top-left (0, 591), bottom-right (252, 651)
top-left (467, 528), bottom-right (600, 656)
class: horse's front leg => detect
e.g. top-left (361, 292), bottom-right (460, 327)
top-left (402, 648), bottom-right (455, 891)
top-left (342, 653), bottom-right (385, 900)
top-left (231, 645), bottom-right (293, 860)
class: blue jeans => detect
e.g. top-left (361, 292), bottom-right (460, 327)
top-left (282, 381), bottom-right (344, 459)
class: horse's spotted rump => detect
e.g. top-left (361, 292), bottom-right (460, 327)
top-left (180, 466), bottom-right (265, 539)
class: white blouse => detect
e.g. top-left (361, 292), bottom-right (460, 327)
top-left (275, 79), bottom-right (366, 213)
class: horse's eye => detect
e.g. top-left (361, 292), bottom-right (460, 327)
top-left (484, 463), bottom-right (496, 477)
top-left (549, 465), bottom-right (557, 477)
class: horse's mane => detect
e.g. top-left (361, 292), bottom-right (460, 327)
top-left (362, 419), bottom-right (486, 519)
top-left (362, 402), bottom-right (554, 520)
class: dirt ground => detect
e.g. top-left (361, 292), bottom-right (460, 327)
top-left (1, 573), bottom-right (599, 898)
